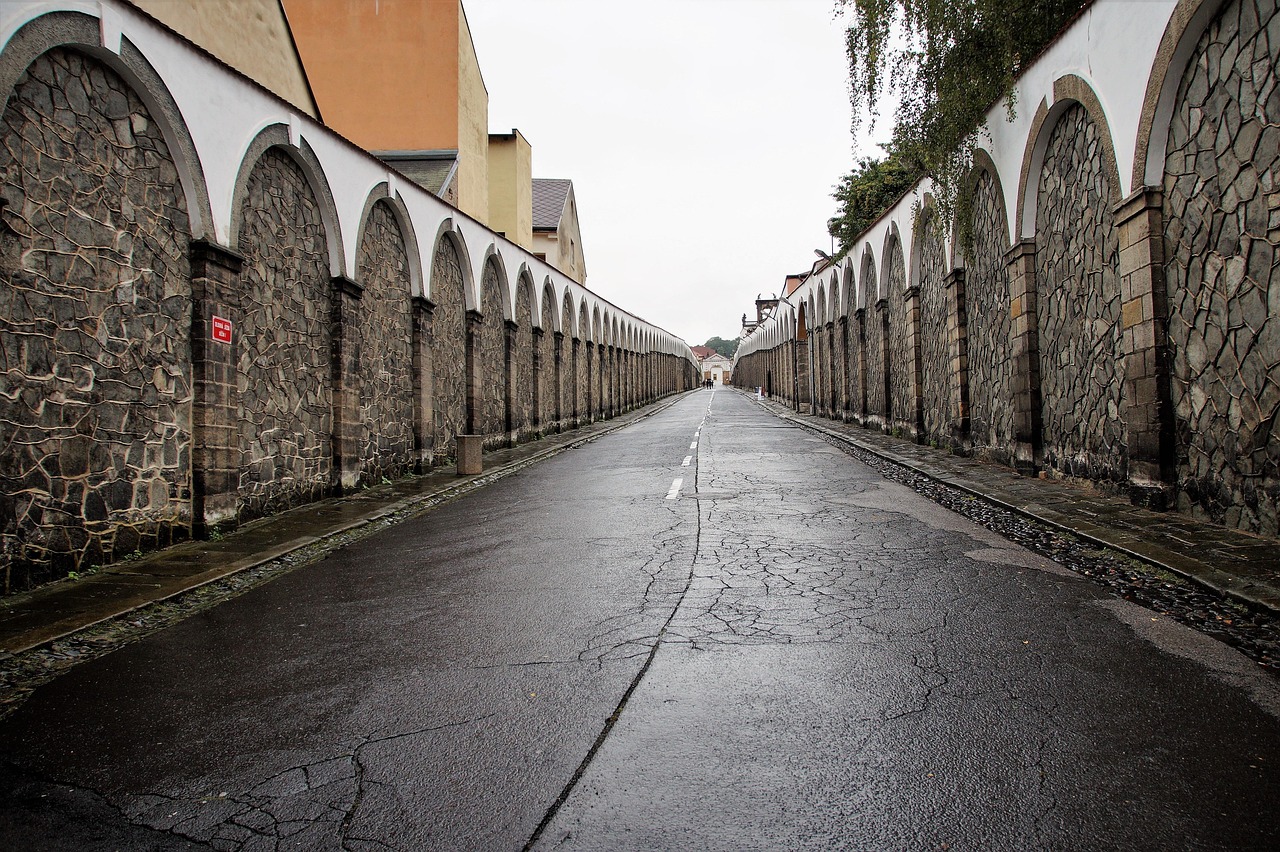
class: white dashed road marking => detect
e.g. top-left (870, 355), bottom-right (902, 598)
top-left (665, 478), bottom-right (683, 500)
top-left (682, 456), bottom-right (692, 467)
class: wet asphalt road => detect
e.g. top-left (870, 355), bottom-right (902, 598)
top-left (1, 389), bottom-right (1278, 851)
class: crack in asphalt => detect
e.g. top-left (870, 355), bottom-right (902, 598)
top-left (91, 713), bottom-right (502, 851)
top-left (522, 428), bottom-right (706, 850)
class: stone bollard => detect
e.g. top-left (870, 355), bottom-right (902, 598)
top-left (455, 435), bottom-right (483, 475)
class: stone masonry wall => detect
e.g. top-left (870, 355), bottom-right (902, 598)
top-left (429, 237), bottom-right (466, 463)
top-left (479, 262), bottom-right (506, 444)
top-left (864, 270), bottom-right (886, 423)
top-left (886, 242), bottom-right (912, 432)
top-left (847, 314), bottom-right (863, 416)
top-left (736, 0), bottom-right (1279, 544)
top-left (236, 148), bottom-right (332, 520)
top-left (965, 171), bottom-right (1015, 463)
top-left (811, 314), bottom-right (826, 410)
top-left (0, 48), bottom-right (192, 590)
top-left (355, 201), bottom-right (413, 484)
top-left (513, 280), bottom-right (533, 438)
top-left (578, 311), bottom-right (590, 418)
top-left (0, 26), bottom-right (682, 593)
top-left (1163, 0), bottom-right (1280, 536)
top-left (562, 296), bottom-right (576, 421)
top-left (539, 289), bottom-right (556, 428)
top-left (1035, 104), bottom-right (1126, 483)
top-left (918, 218), bottom-right (951, 441)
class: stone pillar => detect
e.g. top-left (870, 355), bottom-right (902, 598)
top-left (945, 268), bottom-right (971, 451)
top-left (504, 319), bottom-right (518, 445)
top-left (330, 275), bottom-right (363, 493)
top-left (410, 296), bottom-right (435, 471)
top-left (553, 331), bottom-right (564, 431)
top-left (1115, 187), bottom-right (1175, 507)
top-left (1006, 239), bottom-right (1042, 474)
top-left (189, 239), bottom-right (244, 535)
top-left (902, 285), bottom-right (925, 441)
top-left (456, 434), bottom-right (483, 476)
top-left (465, 309), bottom-right (482, 434)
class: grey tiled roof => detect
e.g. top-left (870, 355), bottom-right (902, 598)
top-left (532, 178), bottom-right (571, 230)
top-left (375, 150), bottom-right (458, 197)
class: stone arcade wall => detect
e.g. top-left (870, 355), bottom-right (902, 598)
top-left (966, 171), bottom-right (1015, 464)
top-left (0, 48), bottom-right (193, 585)
top-left (1163, 0), bottom-right (1280, 534)
top-left (885, 242), bottom-right (912, 434)
top-left (0, 1), bottom-right (699, 593)
top-left (478, 262), bottom-right (506, 445)
top-left (863, 267), bottom-right (887, 426)
top-left (235, 148), bottom-right (332, 520)
top-left (355, 201), bottom-right (414, 484)
top-left (1034, 104), bottom-right (1126, 484)
top-left (429, 236), bottom-right (467, 464)
top-left (733, 0), bottom-right (1280, 540)
top-left (917, 219), bottom-right (951, 442)
top-left (512, 278), bottom-right (534, 440)
top-left (538, 286), bottom-right (556, 430)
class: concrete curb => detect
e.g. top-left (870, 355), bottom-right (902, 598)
top-left (747, 392), bottom-right (1280, 617)
top-left (0, 393), bottom-right (695, 655)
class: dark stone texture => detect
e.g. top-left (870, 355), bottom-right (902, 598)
top-left (513, 280), bottom-right (534, 438)
top-left (355, 201), bottom-right (414, 484)
top-left (562, 294), bottom-right (578, 422)
top-left (1035, 103), bottom-right (1126, 483)
top-left (1163, 0), bottom-right (1280, 537)
top-left (429, 237), bottom-right (466, 463)
top-left (577, 307), bottom-right (590, 419)
top-left (863, 265), bottom-right (886, 422)
top-left (479, 262), bottom-right (507, 445)
top-left (917, 216), bottom-right (951, 441)
top-left (0, 48), bottom-right (191, 590)
top-left (965, 171), bottom-right (1015, 463)
top-left (539, 286), bottom-right (557, 428)
top-left (886, 241), bottom-right (911, 431)
top-left (235, 148), bottom-right (331, 520)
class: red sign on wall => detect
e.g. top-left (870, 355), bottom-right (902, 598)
top-left (212, 315), bottom-right (233, 344)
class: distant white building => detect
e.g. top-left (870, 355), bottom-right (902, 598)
top-left (691, 346), bottom-right (732, 385)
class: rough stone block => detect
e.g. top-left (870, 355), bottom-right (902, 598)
top-left (456, 434), bottom-right (483, 476)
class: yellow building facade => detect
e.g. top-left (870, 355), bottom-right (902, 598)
top-left (487, 130), bottom-right (533, 250)
top-left (132, 0), bottom-right (318, 117)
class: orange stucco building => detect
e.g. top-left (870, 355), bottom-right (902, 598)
top-left (281, 0), bottom-right (490, 220)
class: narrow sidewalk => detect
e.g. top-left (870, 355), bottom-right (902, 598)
top-left (0, 395), bottom-right (690, 655)
top-left (747, 392), bottom-right (1280, 616)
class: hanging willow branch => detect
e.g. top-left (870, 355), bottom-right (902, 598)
top-left (832, 0), bottom-right (1089, 255)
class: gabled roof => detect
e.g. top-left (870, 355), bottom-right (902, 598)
top-left (532, 178), bottom-right (572, 231)
top-left (690, 346), bottom-right (717, 359)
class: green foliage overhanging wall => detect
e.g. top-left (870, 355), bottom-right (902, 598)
top-left (830, 0), bottom-right (1090, 256)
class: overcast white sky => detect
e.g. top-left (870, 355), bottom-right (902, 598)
top-left (466, 0), bottom-right (883, 348)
